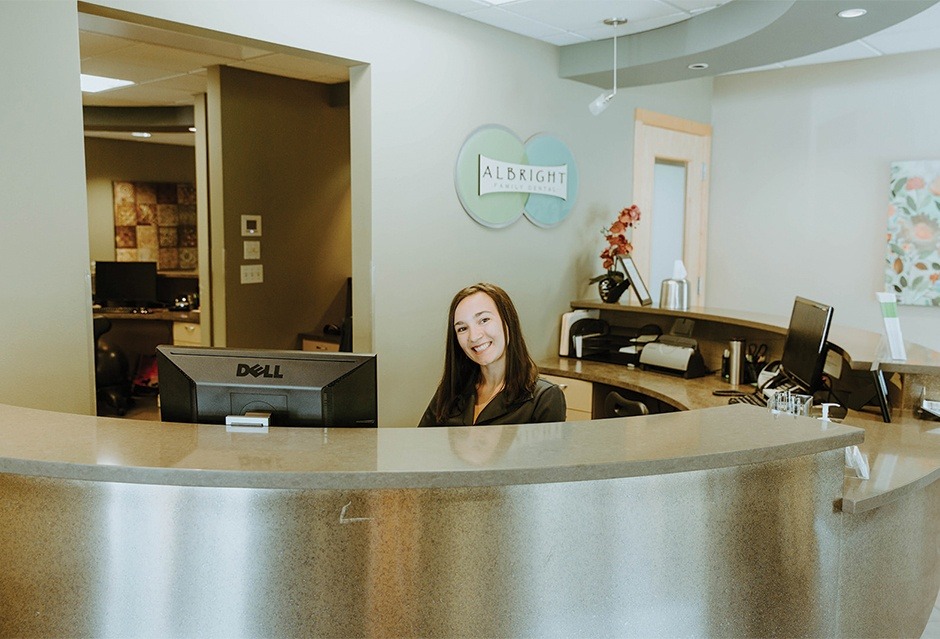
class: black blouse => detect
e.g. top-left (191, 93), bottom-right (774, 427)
top-left (418, 378), bottom-right (566, 427)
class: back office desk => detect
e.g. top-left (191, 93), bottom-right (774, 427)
top-left (93, 307), bottom-right (202, 368)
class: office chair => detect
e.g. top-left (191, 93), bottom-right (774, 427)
top-left (603, 391), bottom-right (649, 418)
top-left (93, 317), bottom-right (133, 416)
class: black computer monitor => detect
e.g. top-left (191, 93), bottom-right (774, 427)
top-left (95, 261), bottom-right (158, 307)
top-left (780, 296), bottom-right (834, 393)
top-left (156, 346), bottom-right (377, 427)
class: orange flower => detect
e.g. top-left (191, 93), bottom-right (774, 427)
top-left (597, 204), bottom-right (641, 272)
top-left (906, 176), bottom-right (926, 190)
top-left (619, 205), bottom-right (641, 224)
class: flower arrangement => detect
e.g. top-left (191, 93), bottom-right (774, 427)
top-left (591, 204), bottom-right (641, 277)
top-left (590, 205), bottom-right (641, 303)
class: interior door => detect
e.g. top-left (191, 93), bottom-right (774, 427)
top-left (632, 109), bottom-right (712, 307)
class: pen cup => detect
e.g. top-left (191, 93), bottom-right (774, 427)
top-left (768, 390), bottom-right (813, 416)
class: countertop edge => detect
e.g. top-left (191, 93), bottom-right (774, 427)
top-left (0, 427), bottom-right (863, 490)
top-left (539, 362), bottom-right (694, 410)
top-left (842, 466), bottom-right (940, 514)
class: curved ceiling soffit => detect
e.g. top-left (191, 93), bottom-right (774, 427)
top-left (560, 0), bottom-right (940, 89)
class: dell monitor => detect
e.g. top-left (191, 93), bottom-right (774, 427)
top-left (95, 261), bottom-right (158, 308)
top-left (156, 346), bottom-right (377, 427)
top-left (780, 297), bottom-right (834, 393)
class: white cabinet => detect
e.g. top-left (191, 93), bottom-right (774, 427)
top-left (541, 374), bottom-right (592, 422)
top-left (172, 321), bottom-right (201, 346)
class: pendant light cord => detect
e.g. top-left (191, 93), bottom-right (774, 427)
top-left (612, 33), bottom-right (617, 98)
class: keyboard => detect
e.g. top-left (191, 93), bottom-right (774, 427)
top-left (729, 392), bottom-right (766, 407)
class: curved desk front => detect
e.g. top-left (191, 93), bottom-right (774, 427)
top-left (0, 400), bottom-right (936, 638)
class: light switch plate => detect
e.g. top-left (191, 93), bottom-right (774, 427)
top-left (243, 240), bottom-right (261, 260)
top-left (240, 264), bottom-right (263, 284)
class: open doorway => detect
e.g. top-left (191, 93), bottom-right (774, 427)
top-left (79, 8), bottom-right (363, 415)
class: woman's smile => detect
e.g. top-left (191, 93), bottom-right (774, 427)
top-left (472, 340), bottom-right (492, 353)
top-left (453, 292), bottom-right (507, 368)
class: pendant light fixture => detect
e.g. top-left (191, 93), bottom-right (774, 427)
top-left (589, 18), bottom-right (628, 116)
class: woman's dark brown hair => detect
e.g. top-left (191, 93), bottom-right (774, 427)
top-left (429, 283), bottom-right (539, 422)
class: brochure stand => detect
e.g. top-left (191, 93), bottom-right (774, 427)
top-left (876, 292), bottom-right (907, 361)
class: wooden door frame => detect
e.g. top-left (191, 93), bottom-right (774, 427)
top-left (632, 108), bottom-right (712, 306)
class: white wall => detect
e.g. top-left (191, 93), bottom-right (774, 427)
top-left (85, 0), bottom-right (712, 425)
top-left (710, 50), bottom-right (940, 353)
top-left (0, 2), bottom-right (95, 413)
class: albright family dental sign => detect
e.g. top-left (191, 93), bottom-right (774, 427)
top-left (478, 156), bottom-right (568, 199)
top-left (455, 125), bottom-right (579, 228)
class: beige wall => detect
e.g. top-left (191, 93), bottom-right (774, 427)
top-left (95, 0), bottom-right (710, 426)
top-left (0, 2), bottom-right (94, 414)
top-left (212, 66), bottom-right (351, 350)
top-left (84, 137), bottom-right (196, 263)
top-left (2, 2), bottom-right (935, 427)
top-left (4, 0), bottom-right (711, 425)
top-left (710, 49), bottom-right (940, 352)
top-left (82, 1), bottom-right (713, 425)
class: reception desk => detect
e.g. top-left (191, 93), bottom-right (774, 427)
top-left (0, 397), bottom-right (938, 637)
top-left (3, 304), bottom-right (939, 637)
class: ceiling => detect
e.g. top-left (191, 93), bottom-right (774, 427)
top-left (418, 0), bottom-right (940, 87)
top-left (79, 11), bottom-right (354, 145)
top-left (81, 1), bottom-right (940, 144)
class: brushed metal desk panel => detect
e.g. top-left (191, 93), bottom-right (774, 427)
top-left (0, 450), bottom-right (845, 638)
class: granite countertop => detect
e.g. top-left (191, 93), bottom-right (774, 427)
top-left (0, 402), bottom-right (861, 491)
top-left (539, 357), bottom-right (729, 411)
top-left (539, 356), bottom-right (940, 514)
top-left (841, 411), bottom-right (940, 513)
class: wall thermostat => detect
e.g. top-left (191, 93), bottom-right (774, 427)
top-left (241, 214), bottom-right (262, 237)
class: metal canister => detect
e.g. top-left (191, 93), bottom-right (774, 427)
top-left (659, 278), bottom-right (689, 310)
top-left (728, 338), bottom-right (744, 387)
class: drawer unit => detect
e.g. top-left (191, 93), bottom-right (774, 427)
top-left (173, 321), bottom-right (202, 346)
top-left (301, 338), bottom-right (340, 352)
top-left (541, 374), bottom-right (592, 422)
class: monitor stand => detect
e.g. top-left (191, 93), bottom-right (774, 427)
top-left (225, 411), bottom-right (271, 433)
top-left (872, 370), bottom-right (891, 423)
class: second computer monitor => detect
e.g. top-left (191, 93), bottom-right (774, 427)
top-left (780, 296), bottom-right (834, 393)
top-left (94, 261), bottom-right (158, 308)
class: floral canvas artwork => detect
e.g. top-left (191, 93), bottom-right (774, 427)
top-left (113, 181), bottom-right (197, 271)
top-left (885, 161), bottom-right (940, 306)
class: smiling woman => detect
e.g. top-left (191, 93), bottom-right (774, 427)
top-left (418, 282), bottom-right (566, 427)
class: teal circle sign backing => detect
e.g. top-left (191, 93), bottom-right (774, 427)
top-left (454, 125), bottom-right (578, 228)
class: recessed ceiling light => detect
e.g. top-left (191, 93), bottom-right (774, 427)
top-left (131, 132), bottom-right (152, 138)
top-left (188, 127), bottom-right (197, 133)
top-left (688, 63), bottom-right (709, 70)
top-left (80, 73), bottom-right (133, 93)
top-left (838, 8), bottom-right (867, 18)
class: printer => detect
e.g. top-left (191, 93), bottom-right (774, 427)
top-left (638, 335), bottom-right (709, 379)
top-left (559, 309), bottom-right (599, 356)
